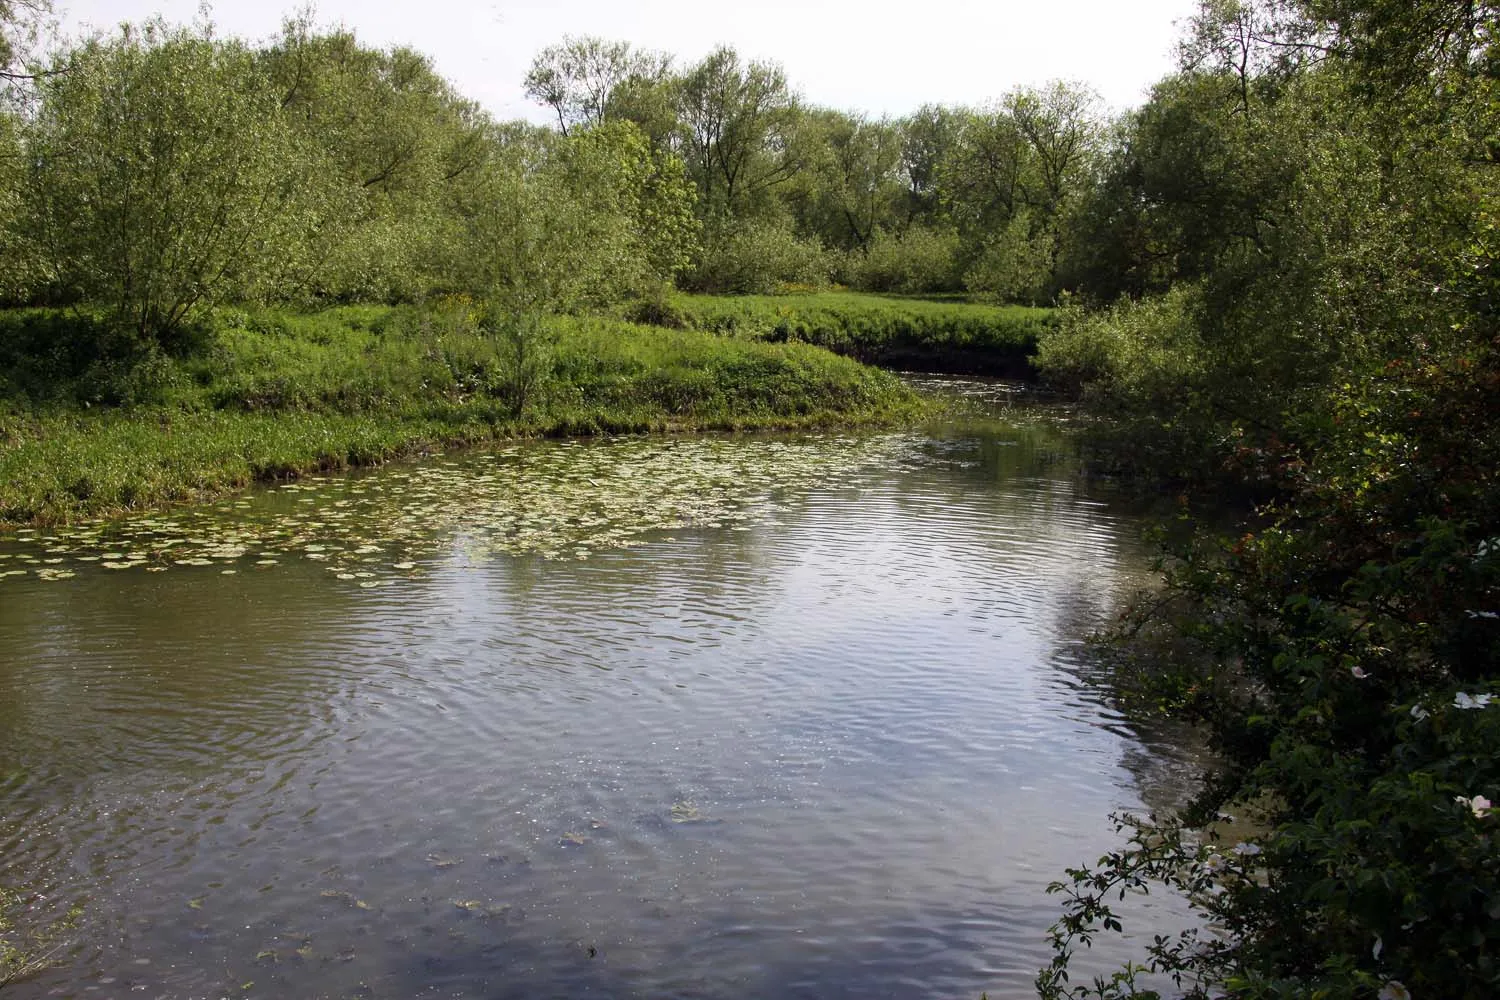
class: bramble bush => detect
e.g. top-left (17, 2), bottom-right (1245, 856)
top-left (1040, 338), bottom-right (1500, 1000)
top-left (1035, 0), bottom-right (1500, 994)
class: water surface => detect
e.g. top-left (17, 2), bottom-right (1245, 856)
top-left (0, 418), bottom-right (1198, 998)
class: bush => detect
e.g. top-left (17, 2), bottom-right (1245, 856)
top-left (23, 22), bottom-right (322, 346)
top-left (1034, 286), bottom-right (1203, 400)
top-left (1041, 334), bottom-right (1500, 999)
top-left (622, 281), bottom-right (690, 329)
top-left (685, 218), bottom-right (835, 294)
top-left (963, 211), bottom-right (1055, 305)
top-left (845, 226), bottom-right (961, 295)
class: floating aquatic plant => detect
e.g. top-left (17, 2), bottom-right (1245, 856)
top-left (0, 434), bottom-right (923, 588)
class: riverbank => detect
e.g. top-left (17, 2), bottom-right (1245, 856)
top-left (637, 292), bottom-right (1054, 377)
top-left (0, 305), bottom-right (926, 526)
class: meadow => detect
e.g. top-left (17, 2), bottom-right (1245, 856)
top-left (0, 304), bottom-right (925, 525)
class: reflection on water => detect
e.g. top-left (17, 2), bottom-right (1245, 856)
top-left (0, 418), bottom-right (1200, 999)
top-left (0, 436), bottom-right (919, 584)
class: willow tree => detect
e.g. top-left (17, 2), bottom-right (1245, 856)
top-left (24, 22), bottom-right (314, 345)
top-left (0, 0), bottom-right (48, 302)
top-left (674, 45), bottom-right (802, 219)
top-left (457, 120), bottom-right (697, 411)
top-left (0, 0), bottom-right (48, 80)
top-left (523, 35), bottom-right (670, 137)
top-left (793, 110), bottom-right (905, 253)
top-left (260, 17), bottom-right (497, 301)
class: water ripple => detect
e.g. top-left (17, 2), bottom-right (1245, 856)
top-left (0, 424), bottom-right (1197, 999)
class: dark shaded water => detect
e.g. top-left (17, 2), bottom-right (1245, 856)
top-left (0, 417), bottom-right (1200, 999)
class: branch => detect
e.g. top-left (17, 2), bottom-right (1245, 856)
top-left (0, 64), bottom-right (65, 81)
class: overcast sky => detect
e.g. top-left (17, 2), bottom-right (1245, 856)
top-left (57, 0), bottom-right (1201, 121)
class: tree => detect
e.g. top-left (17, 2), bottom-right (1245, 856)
top-left (604, 69), bottom-right (679, 151)
top-left (23, 21), bottom-right (315, 345)
top-left (1003, 81), bottom-right (1104, 216)
top-left (673, 46), bottom-right (803, 219)
top-left (0, 0), bottom-right (49, 81)
top-left (0, 0), bottom-right (49, 301)
top-left (455, 120), bottom-right (697, 408)
top-left (939, 104), bottom-right (1033, 235)
top-left (0, 108), bottom-right (38, 302)
top-left (936, 83), bottom-right (1107, 299)
top-left (964, 209), bottom-right (1054, 303)
top-left (1054, 59), bottom-right (1324, 304)
top-left (1292, 0), bottom-right (1486, 86)
top-left (897, 103), bottom-right (962, 225)
top-left (260, 16), bottom-right (497, 300)
top-left (524, 35), bottom-right (670, 136)
top-left (798, 110), bottom-right (904, 252)
top-left (546, 120), bottom-right (699, 292)
top-left (1179, 0), bottom-right (1327, 115)
top-left (1040, 5), bottom-right (1500, 988)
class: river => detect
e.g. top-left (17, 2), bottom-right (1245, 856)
top-left (0, 388), bottom-right (1201, 998)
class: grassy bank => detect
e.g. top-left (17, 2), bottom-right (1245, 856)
top-left (0, 305), bottom-right (925, 526)
top-left (638, 292), bottom-right (1055, 377)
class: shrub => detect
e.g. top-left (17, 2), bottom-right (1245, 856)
top-left (845, 226), bottom-right (961, 295)
top-left (1041, 335), bottom-right (1500, 999)
top-left (685, 218), bottom-right (835, 294)
top-left (1034, 286), bottom-right (1203, 401)
top-left (22, 22), bottom-right (322, 347)
top-left (963, 211), bottom-right (1055, 305)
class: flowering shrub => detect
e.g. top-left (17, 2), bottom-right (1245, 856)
top-left (1040, 332), bottom-right (1500, 997)
top-left (1035, 409), bottom-right (1500, 988)
top-left (1040, 688), bottom-right (1500, 998)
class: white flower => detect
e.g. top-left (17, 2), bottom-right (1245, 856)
top-left (1410, 704), bottom-right (1430, 722)
top-left (1379, 981), bottom-right (1411, 1000)
top-left (1454, 692), bottom-right (1494, 709)
top-left (1351, 666), bottom-right (1370, 679)
top-left (1455, 795), bottom-right (1493, 818)
top-left (1232, 842), bottom-right (1263, 857)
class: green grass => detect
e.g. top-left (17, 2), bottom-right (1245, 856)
top-left (0, 305), bottom-right (926, 526)
top-left (644, 291), bottom-right (1056, 376)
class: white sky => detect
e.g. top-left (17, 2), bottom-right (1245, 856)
top-left (57, 0), bottom-right (1201, 121)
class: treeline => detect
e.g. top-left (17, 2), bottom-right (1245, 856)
top-left (1033, 2), bottom-right (1500, 998)
top-left (523, 37), bottom-right (1107, 301)
top-left (0, 12), bottom-right (701, 349)
top-left (0, 5), bottom-right (1121, 354)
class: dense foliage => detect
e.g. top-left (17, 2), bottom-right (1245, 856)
top-left (0, 12), bottom-right (701, 347)
top-left (517, 36), bottom-right (1116, 299)
top-left (0, 10), bottom-right (1124, 332)
top-left (1033, 2), bottom-right (1500, 998)
top-left (0, 0), bottom-right (1495, 994)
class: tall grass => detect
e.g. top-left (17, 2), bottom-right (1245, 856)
top-left (0, 305), bottom-right (924, 525)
